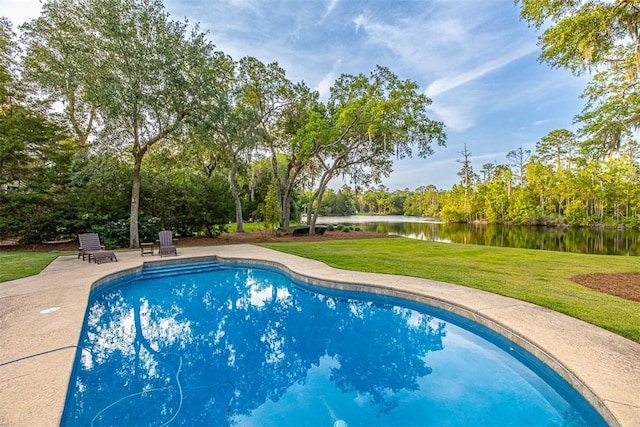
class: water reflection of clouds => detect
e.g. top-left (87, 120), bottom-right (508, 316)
top-left (86, 298), bottom-right (136, 365)
top-left (139, 300), bottom-right (193, 350)
top-left (247, 283), bottom-right (292, 308)
top-left (64, 264), bottom-right (597, 426)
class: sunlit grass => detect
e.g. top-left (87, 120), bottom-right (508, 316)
top-left (259, 238), bottom-right (640, 343)
top-left (0, 252), bottom-right (60, 283)
top-left (228, 222), bottom-right (271, 232)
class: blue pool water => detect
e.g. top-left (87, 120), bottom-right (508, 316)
top-left (62, 260), bottom-right (606, 426)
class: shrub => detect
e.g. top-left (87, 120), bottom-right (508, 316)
top-left (90, 216), bottom-right (160, 249)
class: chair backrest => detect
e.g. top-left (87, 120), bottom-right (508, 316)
top-left (78, 233), bottom-right (101, 251)
top-left (158, 230), bottom-right (173, 246)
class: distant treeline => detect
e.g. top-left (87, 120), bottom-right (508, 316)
top-left (322, 137), bottom-right (640, 228)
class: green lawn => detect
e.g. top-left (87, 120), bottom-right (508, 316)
top-left (259, 238), bottom-right (640, 343)
top-left (0, 252), bottom-right (61, 283)
top-left (2, 237), bottom-right (639, 343)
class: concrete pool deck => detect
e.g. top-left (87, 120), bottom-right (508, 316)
top-left (1, 244), bottom-right (639, 426)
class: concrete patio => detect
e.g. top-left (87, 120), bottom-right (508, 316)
top-left (1, 244), bottom-right (639, 426)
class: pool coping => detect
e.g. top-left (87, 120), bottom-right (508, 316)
top-left (1, 244), bottom-right (639, 426)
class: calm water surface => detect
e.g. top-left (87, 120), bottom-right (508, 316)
top-left (62, 262), bottom-right (604, 426)
top-left (316, 215), bottom-right (640, 255)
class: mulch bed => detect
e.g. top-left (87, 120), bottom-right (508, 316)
top-left (0, 230), bottom-right (390, 253)
top-left (570, 273), bottom-right (640, 303)
top-left (2, 230), bottom-right (638, 303)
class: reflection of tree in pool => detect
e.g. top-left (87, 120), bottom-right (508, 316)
top-left (64, 267), bottom-right (447, 425)
top-left (325, 300), bottom-right (444, 414)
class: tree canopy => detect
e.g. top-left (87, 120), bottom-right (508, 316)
top-left (517, 0), bottom-right (640, 155)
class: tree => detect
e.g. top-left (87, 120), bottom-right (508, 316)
top-left (0, 18), bottom-right (18, 104)
top-left (23, 0), bottom-right (228, 248)
top-left (21, 1), bottom-right (98, 144)
top-left (516, 0), bottom-right (640, 156)
top-left (480, 162), bottom-right (496, 183)
top-left (455, 143), bottom-right (477, 221)
top-left (506, 146), bottom-right (531, 186)
top-left (306, 66), bottom-right (446, 231)
top-left (536, 129), bottom-right (578, 172)
top-left (236, 57), bottom-right (312, 230)
top-left (190, 57), bottom-right (259, 233)
top-left (271, 81), bottom-right (323, 229)
top-left (238, 58), bottom-right (329, 230)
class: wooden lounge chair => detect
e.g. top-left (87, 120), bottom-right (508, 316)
top-left (157, 230), bottom-right (177, 257)
top-left (78, 233), bottom-right (117, 264)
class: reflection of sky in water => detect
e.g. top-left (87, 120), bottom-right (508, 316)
top-left (62, 262), bottom-right (605, 426)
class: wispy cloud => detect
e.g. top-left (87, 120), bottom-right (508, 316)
top-left (425, 44), bottom-right (538, 98)
top-left (321, 0), bottom-right (341, 22)
top-left (427, 102), bottom-right (475, 132)
top-left (314, 59), bottom-right (342, 100)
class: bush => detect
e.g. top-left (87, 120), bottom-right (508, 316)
top-left (90, 216), bottom-right (160, 249)
top-left (0, 191), bottom-right (81, 243)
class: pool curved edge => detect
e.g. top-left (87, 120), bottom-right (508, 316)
top-left (87, 251), bottom-right (635, 426)
top-left (177, 254), bottom-right (626, 426)
top-left (1, 244), bottom-right (639, 426)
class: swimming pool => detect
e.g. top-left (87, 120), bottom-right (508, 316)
top-left (61, 260), bottom-right (606, 426)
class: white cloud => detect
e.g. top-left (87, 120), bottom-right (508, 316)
top-left (314, 59), bottom-right (342, 100)
top-left (321, 0), bottom-right (341, 21)
top-left (427, 102), bottom-right (475, 132)
top-left (425, 44), bottom-right (538, 98)
top-left (226, 0), bottom-right (261, 13)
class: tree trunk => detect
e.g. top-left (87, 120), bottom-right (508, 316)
top-left (269, 151), bottom-right (284, 224)
top-left (129, 157), bottom-right (142, 249)
top-left (310, 184), bottom-right (329, 234)
top-left (291, 197), bottom-right (300, 223)
top-left (307, 169), bottom-right (335, 234)
top-left (228, 164), bottom-right (244, 233)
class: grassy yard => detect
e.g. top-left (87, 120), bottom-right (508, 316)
top-left (0, 252), bottom-right (61, 283)
top-left (2, 237), bottom-right (639, 343)
top-left (259, 238), bottom-right (640, 343)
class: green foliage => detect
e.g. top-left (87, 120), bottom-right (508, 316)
top-left (516, 1), bottom-right (640, 156)
top-left (263, 184), bottom-right (282, 230)
top-left (71, 152), bottom-right (132, 222)
top-left (320, 186), bottom-right (357, 216)
top-left (90, 216), bottom-right (160, 249)
top-left (22, 0), bottom-right (229, 248)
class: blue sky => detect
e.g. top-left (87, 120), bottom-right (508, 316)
top-left (1, 0), bottom-right (587, 190)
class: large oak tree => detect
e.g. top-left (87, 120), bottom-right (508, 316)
top-left (22, 0), bottom-right (227, 247)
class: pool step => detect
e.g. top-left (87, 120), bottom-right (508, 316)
top-left (141, 260), bottom-right (228, 280)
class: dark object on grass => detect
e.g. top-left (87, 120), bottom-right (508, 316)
top-left (291, 225), bottom-right (328, 236)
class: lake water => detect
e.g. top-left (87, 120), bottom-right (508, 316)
top-left (315, 215), bottom-right (640, 256)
